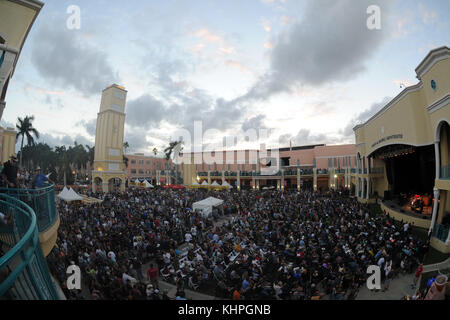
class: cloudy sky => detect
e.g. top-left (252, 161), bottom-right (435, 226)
top-left (2, 0), bottom-right (449, 154)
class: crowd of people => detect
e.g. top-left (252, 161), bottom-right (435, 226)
top-left (46, 186), bottom-right (430, 300)
top-left (0, 154), bottom-right (52, 189)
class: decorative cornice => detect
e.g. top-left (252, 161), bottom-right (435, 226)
top-left (427, 93), bottom-right (450, 114)
top-left (353, 82), bottom-right (423, 131)
top-left (415, 46), bottom-right (450, 80)
top-left (8, 0), bottom-right (44, 11)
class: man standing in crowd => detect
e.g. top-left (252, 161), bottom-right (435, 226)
top-left (32, 166), bottom-right (52, 189)
top-left (1, 154), bottom-right (19, 188)
top-left (147, 264), bottom-right (159, 288)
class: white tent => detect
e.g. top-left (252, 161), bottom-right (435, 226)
top-left (201, 181), bottom-right (209, 187)
top-left (57, 187), bottom-right (70, 199)
top-left (222, 181), bottom-right (232, 189)
top-left (211, 181), bottom-right (221, 187)
top-left (192, 197), bottom-right (224, 218)
top-left (143, 180), bottom-right (154, 188)
top-left (57, 187), bottom-right (84, 202)
top-left (189, 181), bottom-right (201, 189)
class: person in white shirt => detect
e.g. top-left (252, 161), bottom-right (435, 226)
top-left (185, 233), bottom-right (192, 243)
top-left (377, 256), bottom-right (385, 268)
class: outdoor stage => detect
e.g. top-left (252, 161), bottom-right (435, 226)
top-left (381, 199), bottom-right (432, 229)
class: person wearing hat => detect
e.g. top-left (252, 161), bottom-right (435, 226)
top-left (1, 154), bottom-right (19, 188)
top-left (32, 166), bottom-right (52, 189)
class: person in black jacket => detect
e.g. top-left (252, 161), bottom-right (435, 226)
top-left (1, 155), bottom-right (19, 188)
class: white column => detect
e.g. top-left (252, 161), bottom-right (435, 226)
top-left (434, 141), bottom-right (440, 180)
top-left (222, 171), bottom-right (225, 184)
top-left (361, 178), bottom-right (364, 197)
top-left (208, 171), bottom-right (211, 185)
top-left (429, 187), bottom-right (440, 236)
top-left (297, 168), bottom-right (301, 191)
top-left (356, 178), bottom-right (359, 197)
top-left (366, 177), bottom-right (370, 199)
top-left (237, 171), bottom-right (240, 190)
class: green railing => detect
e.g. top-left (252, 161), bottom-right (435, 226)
top-left (351, 168), bottom-right (356, 174)
top-left (0, 194), bottom-right (59, 299)
top-left (0, 184), bottom-right (57, 232)
top-left (440, 165), bottom-right (450, 180)
top-left (433, 224), bottom-right (449, 243)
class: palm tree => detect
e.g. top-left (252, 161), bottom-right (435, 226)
top-left (123, 141), bottom-right (130, 154)
top-left (152, 147), bottom-right (158, 156)
top-left (164, 141), bottom-right (183, 160)
top-left (16, 115), bottom-right (40, 167)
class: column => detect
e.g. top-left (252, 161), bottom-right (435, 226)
top-left (237, 171), bottom-right (240, 190)
top-left (120, 182), bottom-right (125, 192)
top-left (434, 141), bottom-right (441, 180)
top-left (281, 169), bottom-right (285, 190)
top-left (297, 168), bottom-right (301, 191)
top-left (222, 171), bottom-right (225, 184)
top-left (361, 179), bottom-right (365, 199)
top-left (313, 168), bottom-right (317, 191)
top-left (429, 187), bottom-right (440, 236)
top-left (208, 171), bottom-right (211, 185)
top-left (92, 180), bottom-right (97, 193)
top-left (366, 177), bottom-right (370, 200)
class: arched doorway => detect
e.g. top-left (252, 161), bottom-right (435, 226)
top-left (108, 178), bottom-right (122, 193)
top-left (93, 177), bottom-right (103, 193)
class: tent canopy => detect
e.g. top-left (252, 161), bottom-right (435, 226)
top-left (211, 181), bottom-right (221, 187)
top-left (222, 181), bottom-right (232, 189)
top-left (57, 187), bottom-right (84, 202)
top-left (201, 181), bottom-right (209, 186)
top-left (143, 180), bottom-right (154, 188)
top-left (192, 197), bottom-right (224, 218)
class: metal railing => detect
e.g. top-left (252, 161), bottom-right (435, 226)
top-left (0, 194), bottom-right (59, 300)
top-left (350, 168), bottom-right (356, 174)
top-left (0, 184), bottom-right (57, 232)
top-left (440, 165), bottom-right (450, 180)
top-left (433, 224), bottom-right (449, 243)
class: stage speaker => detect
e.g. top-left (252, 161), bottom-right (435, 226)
top-left (384, 190), bottom-right (391, 200)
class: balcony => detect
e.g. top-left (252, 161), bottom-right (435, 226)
top-left (317, 169), bottom-right (328, 175)
top-left (335, 169), bottom-right (345, 174)
top-left (0, 185), bottom-right (57, 233)
top-left (284, 170), bottom-right (297, 176)
top-left (0, 194), bottom-right (59, 300)
top-left (351, 168), bottom-right (356, 174)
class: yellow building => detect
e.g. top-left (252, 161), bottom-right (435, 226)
top-left (92, 84), bottom-right (128, 193)
top-left (354, 46), bottom-right (450, 253)
top-left (0, 126), bottom-right (16, 163)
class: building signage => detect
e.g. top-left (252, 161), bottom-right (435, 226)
top-left (371, 134), bottom-right (403, 148)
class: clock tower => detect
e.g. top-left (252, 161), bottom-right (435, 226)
top-left (91, 84), bottom-right (127, 193)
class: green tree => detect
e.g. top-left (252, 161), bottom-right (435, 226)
top-left (123, 141), bottom-right (129, 154)
top-left (16, 115), bottom-right (40, 167)
top-left (152, 147), bottom-right (158, 156)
